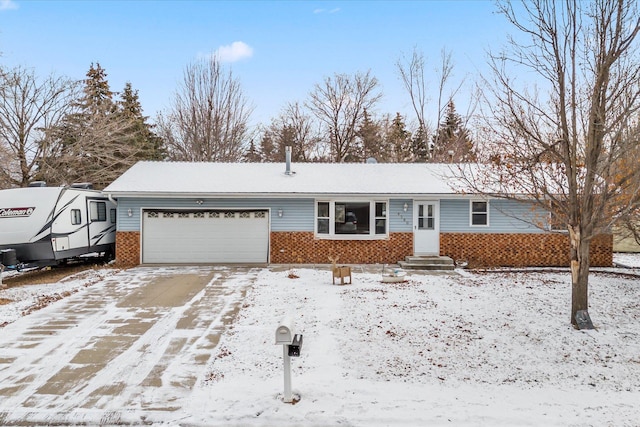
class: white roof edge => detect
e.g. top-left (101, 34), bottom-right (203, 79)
top-left (103, 191), bottom-right (468, 199)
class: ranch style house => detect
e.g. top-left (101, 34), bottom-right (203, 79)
top-left (103, 160), bottom-right (612, 268)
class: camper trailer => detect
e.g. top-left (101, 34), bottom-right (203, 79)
top-left (0, 184), bottom-right (116, 269)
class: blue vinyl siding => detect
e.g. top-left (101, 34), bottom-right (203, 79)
top-left (117, 196), bottom-right (546, 234)
top-left (440, 199), bottom-right (546, 233)
top-left (117, 197), bottom-right (414, 233)
top-left (116, 198), bottom-right (315, 232)
top-left (389, 199), bottom-right (413, 232)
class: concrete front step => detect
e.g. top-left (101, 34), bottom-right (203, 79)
top-left (398, 256), bottom-right (456, 270)
top-left (398, 262), bottom-right (456, 270)
top-left (404, 256), bottom-right (455, 265)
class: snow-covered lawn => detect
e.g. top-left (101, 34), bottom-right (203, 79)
top-left (190, 260), bottom-right (640, 426)
top-left (614, 252), bottom-right (640, 268)
top-left (1, 256), bottom-right (639, 426)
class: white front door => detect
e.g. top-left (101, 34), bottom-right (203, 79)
top-left (413, 201), bottom-right (440, 255)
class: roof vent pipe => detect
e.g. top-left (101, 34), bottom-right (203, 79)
top-left (285, 146), bottom-right (292, 175)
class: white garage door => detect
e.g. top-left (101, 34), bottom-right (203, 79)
top-left (142, 210), bottom-right (269, 264)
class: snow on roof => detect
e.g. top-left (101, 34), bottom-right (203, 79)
top-left (103, 161), bottom-right (465, 197)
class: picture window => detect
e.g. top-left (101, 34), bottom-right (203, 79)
top-left (316, 200), bottom-right (387, 238)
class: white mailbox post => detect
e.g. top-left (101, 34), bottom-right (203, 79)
top-left (275, 316), bottom-right (299, 403)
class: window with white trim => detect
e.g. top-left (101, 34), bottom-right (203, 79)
top-left (316, 200), bottom-right (387, 238)
top-left (317, 202), bottom-right (330, 234)
top-left (470, 200), bottom-right (488, 226)
top-left (375, 202), bottom-right (387, 234)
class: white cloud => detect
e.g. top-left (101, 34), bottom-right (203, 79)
top-left (213, 41), bottom-right (253, 63)
top-left (0, 0), bottom-right (18, 11)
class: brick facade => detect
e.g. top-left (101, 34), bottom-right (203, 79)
top-left (270, 232), bottom-right (413, 264)
top-left (440, 232), bottom-right (613, 267)
top-left (116, 230), bottom-right (613, 268)
top-left (115, 231), bottom-right (140, 266)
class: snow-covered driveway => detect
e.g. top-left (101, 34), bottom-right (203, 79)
top-left (0, 266), bottom-right (257, 425)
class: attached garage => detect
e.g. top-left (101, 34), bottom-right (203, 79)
top-left (142, 209), bottom-right (269, 264)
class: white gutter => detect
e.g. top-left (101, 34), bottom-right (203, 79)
top-left (107, 193), bottom-right (118, 206)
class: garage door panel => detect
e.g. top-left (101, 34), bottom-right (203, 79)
top-left (142, 210), bottom-right (269, 264)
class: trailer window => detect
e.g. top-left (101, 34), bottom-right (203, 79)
top-left (90, 201), bottom-right (107, 222)
top-left (110, 209), bottom-right (116, 224)
top-left (71, 209), bottom-right (82, 225)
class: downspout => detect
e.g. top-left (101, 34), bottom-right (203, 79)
top-left (107, 193), bottom-right (117, 206)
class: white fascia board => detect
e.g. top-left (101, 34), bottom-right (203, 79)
top-left (104, 191), bottom-right (467, 199)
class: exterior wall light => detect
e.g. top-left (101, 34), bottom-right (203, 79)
top-left (278, 209), bottom-right (284, 218)
top-left (403, 202), bottom-right (408, 212)
top-left (127, 208), bottom-right (133, 217)
top-left (196, 199), bottom-right (204, 205)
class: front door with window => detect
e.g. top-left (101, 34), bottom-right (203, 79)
top-left (413, 201), bottom-right (440, 255)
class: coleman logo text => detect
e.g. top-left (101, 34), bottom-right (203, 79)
top-left (0, 207), bottom-right (35, 218)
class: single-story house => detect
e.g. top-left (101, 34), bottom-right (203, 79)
top-left (102, 161), bottom-right (612, 267)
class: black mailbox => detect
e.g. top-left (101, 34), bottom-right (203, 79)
top-left (288, 334), bottom-right (303, 357)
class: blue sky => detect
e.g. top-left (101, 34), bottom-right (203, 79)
top-left (0, 0), bottom-right (508, 126)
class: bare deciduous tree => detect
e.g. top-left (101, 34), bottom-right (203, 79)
top-left (463, 0), bottom-right (640, 328)
top-left (260, 102), bottom-right (324, 162)
top-left (397, 47), bottom-right (429, 132)
top-left (41, 112), bottom-right (147, 188)
top-left (432, 49), bottom-right (456, 157)
top-left (0, 66), bottom-right (76, 187)
top-left (396, 47), bottom-right (463, 161)
top-left (307, 71), bottom-right (382, 162)
top-left (158, 56), bottom-right (253, 162)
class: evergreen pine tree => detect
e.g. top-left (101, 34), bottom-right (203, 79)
top-left (243, 139), bottom-right (262, 162)
top-left (278, 125), bottom-right (296, 160)
top-left (40, 63), bottom-right (160, 188)
top-left (259, 129), bottom-right (278, 162)
top-left (357, 109), bottom-right (386, 162)
top-left (431, 100), bottom-right (476, 162)
top-left (117, 82), bottom-right (165, 161)
top-left (385, 113), bottom-right (412, 162)
top-left (411, 124), bottom-right (430, 162)
top-left (84, 63), bottom-right (115, 114)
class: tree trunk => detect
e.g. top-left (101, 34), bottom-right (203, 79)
top-left (569, 225), bottom-right (591, 328)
